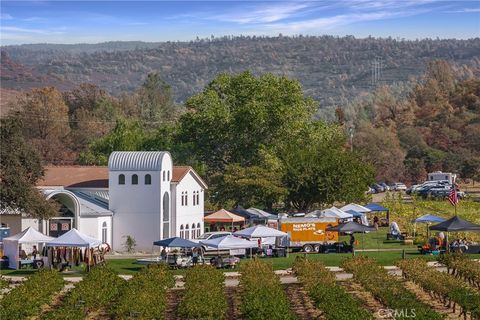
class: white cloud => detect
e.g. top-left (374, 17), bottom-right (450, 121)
top-left (1, 13), bottom-right (13, 20)
top-left (212, 2), bottom-right (319, 24)
top-left (1, 26), bottom-right (65, 35)
top-left (264, 11), bottom-right (395, 33)
top-left (446, 8), bottom-right (480, 13)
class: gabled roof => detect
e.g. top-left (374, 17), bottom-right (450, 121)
top-left (171, 166), bottom-right (208, 189)
top-left (37, 166), bottom-right (108, 188)
top-left (38, 165), bottom-right (207, 189)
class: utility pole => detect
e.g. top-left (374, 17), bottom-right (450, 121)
top-left (349, 126), bottom-right (354, 152)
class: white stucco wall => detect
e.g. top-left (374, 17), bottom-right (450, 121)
top-left (174, 172), bottom-right (205, 240)
top-left (78, 217), bottom-right (100, 239)
top-left (109, 153), bottom-right (173, 251)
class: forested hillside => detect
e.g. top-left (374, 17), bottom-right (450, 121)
top-left (2, 36), bottom-right (480, 112)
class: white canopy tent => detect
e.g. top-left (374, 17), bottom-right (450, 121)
top-left (46, 228), bottom-right (102, 248)
top-left (233, 225), bottom-right (287, 248)
top-left (340, 204), bottom-right (371, 213)
top-left (233, 225), bottom-right (287, 238)
top-left (322, 207), bottom-right (353, 219)
top-left (199, 235), bottom-right (258, 249)
top-left (3, 227), bottom-right (54, 269)
top-left (340, 204), bottom-right (371, 225)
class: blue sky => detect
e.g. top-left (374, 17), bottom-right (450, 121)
top-left (1, 1), bottom-right (479, 45)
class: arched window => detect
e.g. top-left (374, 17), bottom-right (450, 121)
top-left (197, 223), bottom-right (201, 238)
top-left (145, 174), bottom-right (151, 185)
top-left (118, 174), bottom-right (125, 185)
top-left (162, 192), bottom-right (170, 238)
top-left (167, 171), bottom-right (170, 180)
top-left (132, 174), bottom-right (138, 185)
top-left (181, 192), bottom-right (185, 206)
top-left (163, 171), bottom-right (165, 181)
top-left (180, 225), bottom-right (184, 238)
top-left (191, 223), bottom-right (196, 239)
top-left (185, 191), bottom-right (188, 206)
top-left (196, 191), bottom-right (200, 205)
top-left (102, 221), bottom-right (108, 243)
top-left (185, 224), bottom-right (190, 240)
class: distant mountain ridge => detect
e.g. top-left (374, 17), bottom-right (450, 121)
top-left (2, 36), bottom-right (479, 109)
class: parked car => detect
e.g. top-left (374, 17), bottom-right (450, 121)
top-left (417, 185), bottom-right (452, 198)
top-left (391, 182), bottom-right (407, 191)
top-left (192, 231), bottom-right (232, 253)
top-left (371, 183), bottom-right (385, 193)
top-left (379, 183), bottom-right (390, 191)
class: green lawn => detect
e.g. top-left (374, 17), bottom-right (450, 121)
top-left (338, 226), bottom-right (416, 250)
top-left (5, 251), bottom-right (477, 277)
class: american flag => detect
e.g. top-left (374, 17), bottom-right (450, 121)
top-left (448, 187), bottom-right (459, 206)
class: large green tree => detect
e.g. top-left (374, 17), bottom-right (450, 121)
top-left (79, 119), bottom-right (145, 165)
top-left (138, 72), bottom-right (179, 125)
top-left (0, 117), bottom-right (57, 219)
top-left (178, 71), bottom-right (316, 173)
top-left (211, 150), bottom-right (287, 210)
top-left (280, 122), bottom-right (374, 211)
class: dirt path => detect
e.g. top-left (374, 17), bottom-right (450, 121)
top-left (165, 289), bottom-right (183, 320)
top-left (283, 283), bottom-right (323, 320)
top-left (339, 280), bottom-right (393, 320)
top-left (225, 287), bottom-right (242, 320)
top-left (403, 280), bottom-right (463, 319)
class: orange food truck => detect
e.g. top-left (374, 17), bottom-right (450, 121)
top-left (278, 217), bottom-right (339, 253)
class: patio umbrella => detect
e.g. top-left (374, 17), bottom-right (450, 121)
top-left (326, 222), bottom-right (376, 255)
top-left (153, 237), bottom-right (200, 248)
top-left (326, 221), bottom-right (376, 233)
top-left (233, 225), bottom-right (287, 238)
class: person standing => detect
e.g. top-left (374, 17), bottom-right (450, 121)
top-left (373, 216), bottom-right (379, 230)
top-left (192, 248), bottom-right (199, 266)
top-left (160, 247), bottom-right (167, 260)
top-left (32, 245), bottom-right (39, 259)
top-left (349, 234), bottom-right (356, 255)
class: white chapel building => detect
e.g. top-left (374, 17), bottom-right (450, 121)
top-left (23, 151), bottom-right (207, 251)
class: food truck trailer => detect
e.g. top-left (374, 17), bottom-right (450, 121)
top-left (278, 217), bottom-right (339, 253)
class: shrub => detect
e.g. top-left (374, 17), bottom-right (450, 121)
top-left (114, 264), bottom-right (175, 319)
top-left (293, 257), bottom-right (373, 320)
top-left (0, 276), bottom-right (8, 289)
top-left (178, 265), bottom-right (227, 320)
top-left (0, 269), bottom-right (64, 320)
top-left (342, 256), bottom-right (444, 320)
top-left (239, 259), bottom-right (295, 320)
top-left (439, 253), bottom-right (480, 288)
top-left (398, 258), bottom-right (480, 319)
top-left (41, 265), bottom-right (125, 319)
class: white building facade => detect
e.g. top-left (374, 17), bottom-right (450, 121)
top-left (24, 151), bottom-right (207, 252)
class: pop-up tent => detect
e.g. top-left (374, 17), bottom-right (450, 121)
top-left (199, 235), bottom-right (257, 249)
top-left (153, 237), bottom-right (200, 248)
top-left (233, 225), bottom-right (287, 238)
top-left (365, 203), bottom-right (390, 223)
top-left (3, 227), bottom-right (54, 269)
top-left (413, 214), bottom-right (446, 238)
top-left (430, 216), bottom-right (480, 232)
top-left (341, 203), bottom-right (371, 213)
top-left (46, 228), bottom-right (102, 248)
top-left (307, 207), bottom-right (352, 219)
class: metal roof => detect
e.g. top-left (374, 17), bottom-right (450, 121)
top-left (108, 151), bottom-right (170, 171)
